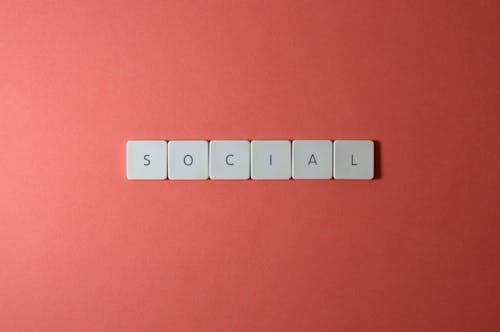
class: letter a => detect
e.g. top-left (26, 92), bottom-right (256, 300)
top-left (307, 154), bottom-right (318, 166)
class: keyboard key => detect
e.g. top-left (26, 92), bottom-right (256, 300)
top-left (251, 140), bottom-right (291, 180)
top-left (168, 140), bottom-right (208, 180)
top-left (127, 140), bottom-right (167, 180)
top-left (292, 140), bottom-right (332, 179)
top-left (333, 140), bottom-right (374, 180)
top-left (209, 140), bottom-right (250, 180)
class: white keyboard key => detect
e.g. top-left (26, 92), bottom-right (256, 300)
top-left (292, 140), bottom-right (332, 179)
top-left (209, 140), bottom-right (250, 180)
top-left (168, 140), bottom-right (208, 180)
top-left (127, 140), bottom-right (167, 180)
top-left (251, 140), bottom-right (291, 180)
top-left (333, 140), bottom-right (374, 180)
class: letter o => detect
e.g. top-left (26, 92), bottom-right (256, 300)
top-left (183, 154), bottom-right (194, 166)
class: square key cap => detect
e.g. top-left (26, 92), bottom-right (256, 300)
top-left (333, 140), bottom-right (374, 180)
top-left (127, 140), bottom-right (167, 180)
top-left (292, 140), bottom-right (333, 179)
top-left (168, 141), bottom-right (209, 180)
top-left (251, 140), bottom-right (291, 180)
top-left (209, 140), bottom-right (250, 180)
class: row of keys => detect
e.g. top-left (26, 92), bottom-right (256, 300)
top-left (126, 140), bottom-right (374, 180)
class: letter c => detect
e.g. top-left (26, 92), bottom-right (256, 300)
top-left (225, 154), bottom-right (235, 166)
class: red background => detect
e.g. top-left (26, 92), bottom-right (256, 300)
top-left (1, 1), bottom-right (499, 331)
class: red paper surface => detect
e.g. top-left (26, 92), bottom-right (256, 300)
top-left (1, 1), bottom-right (498, 331)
